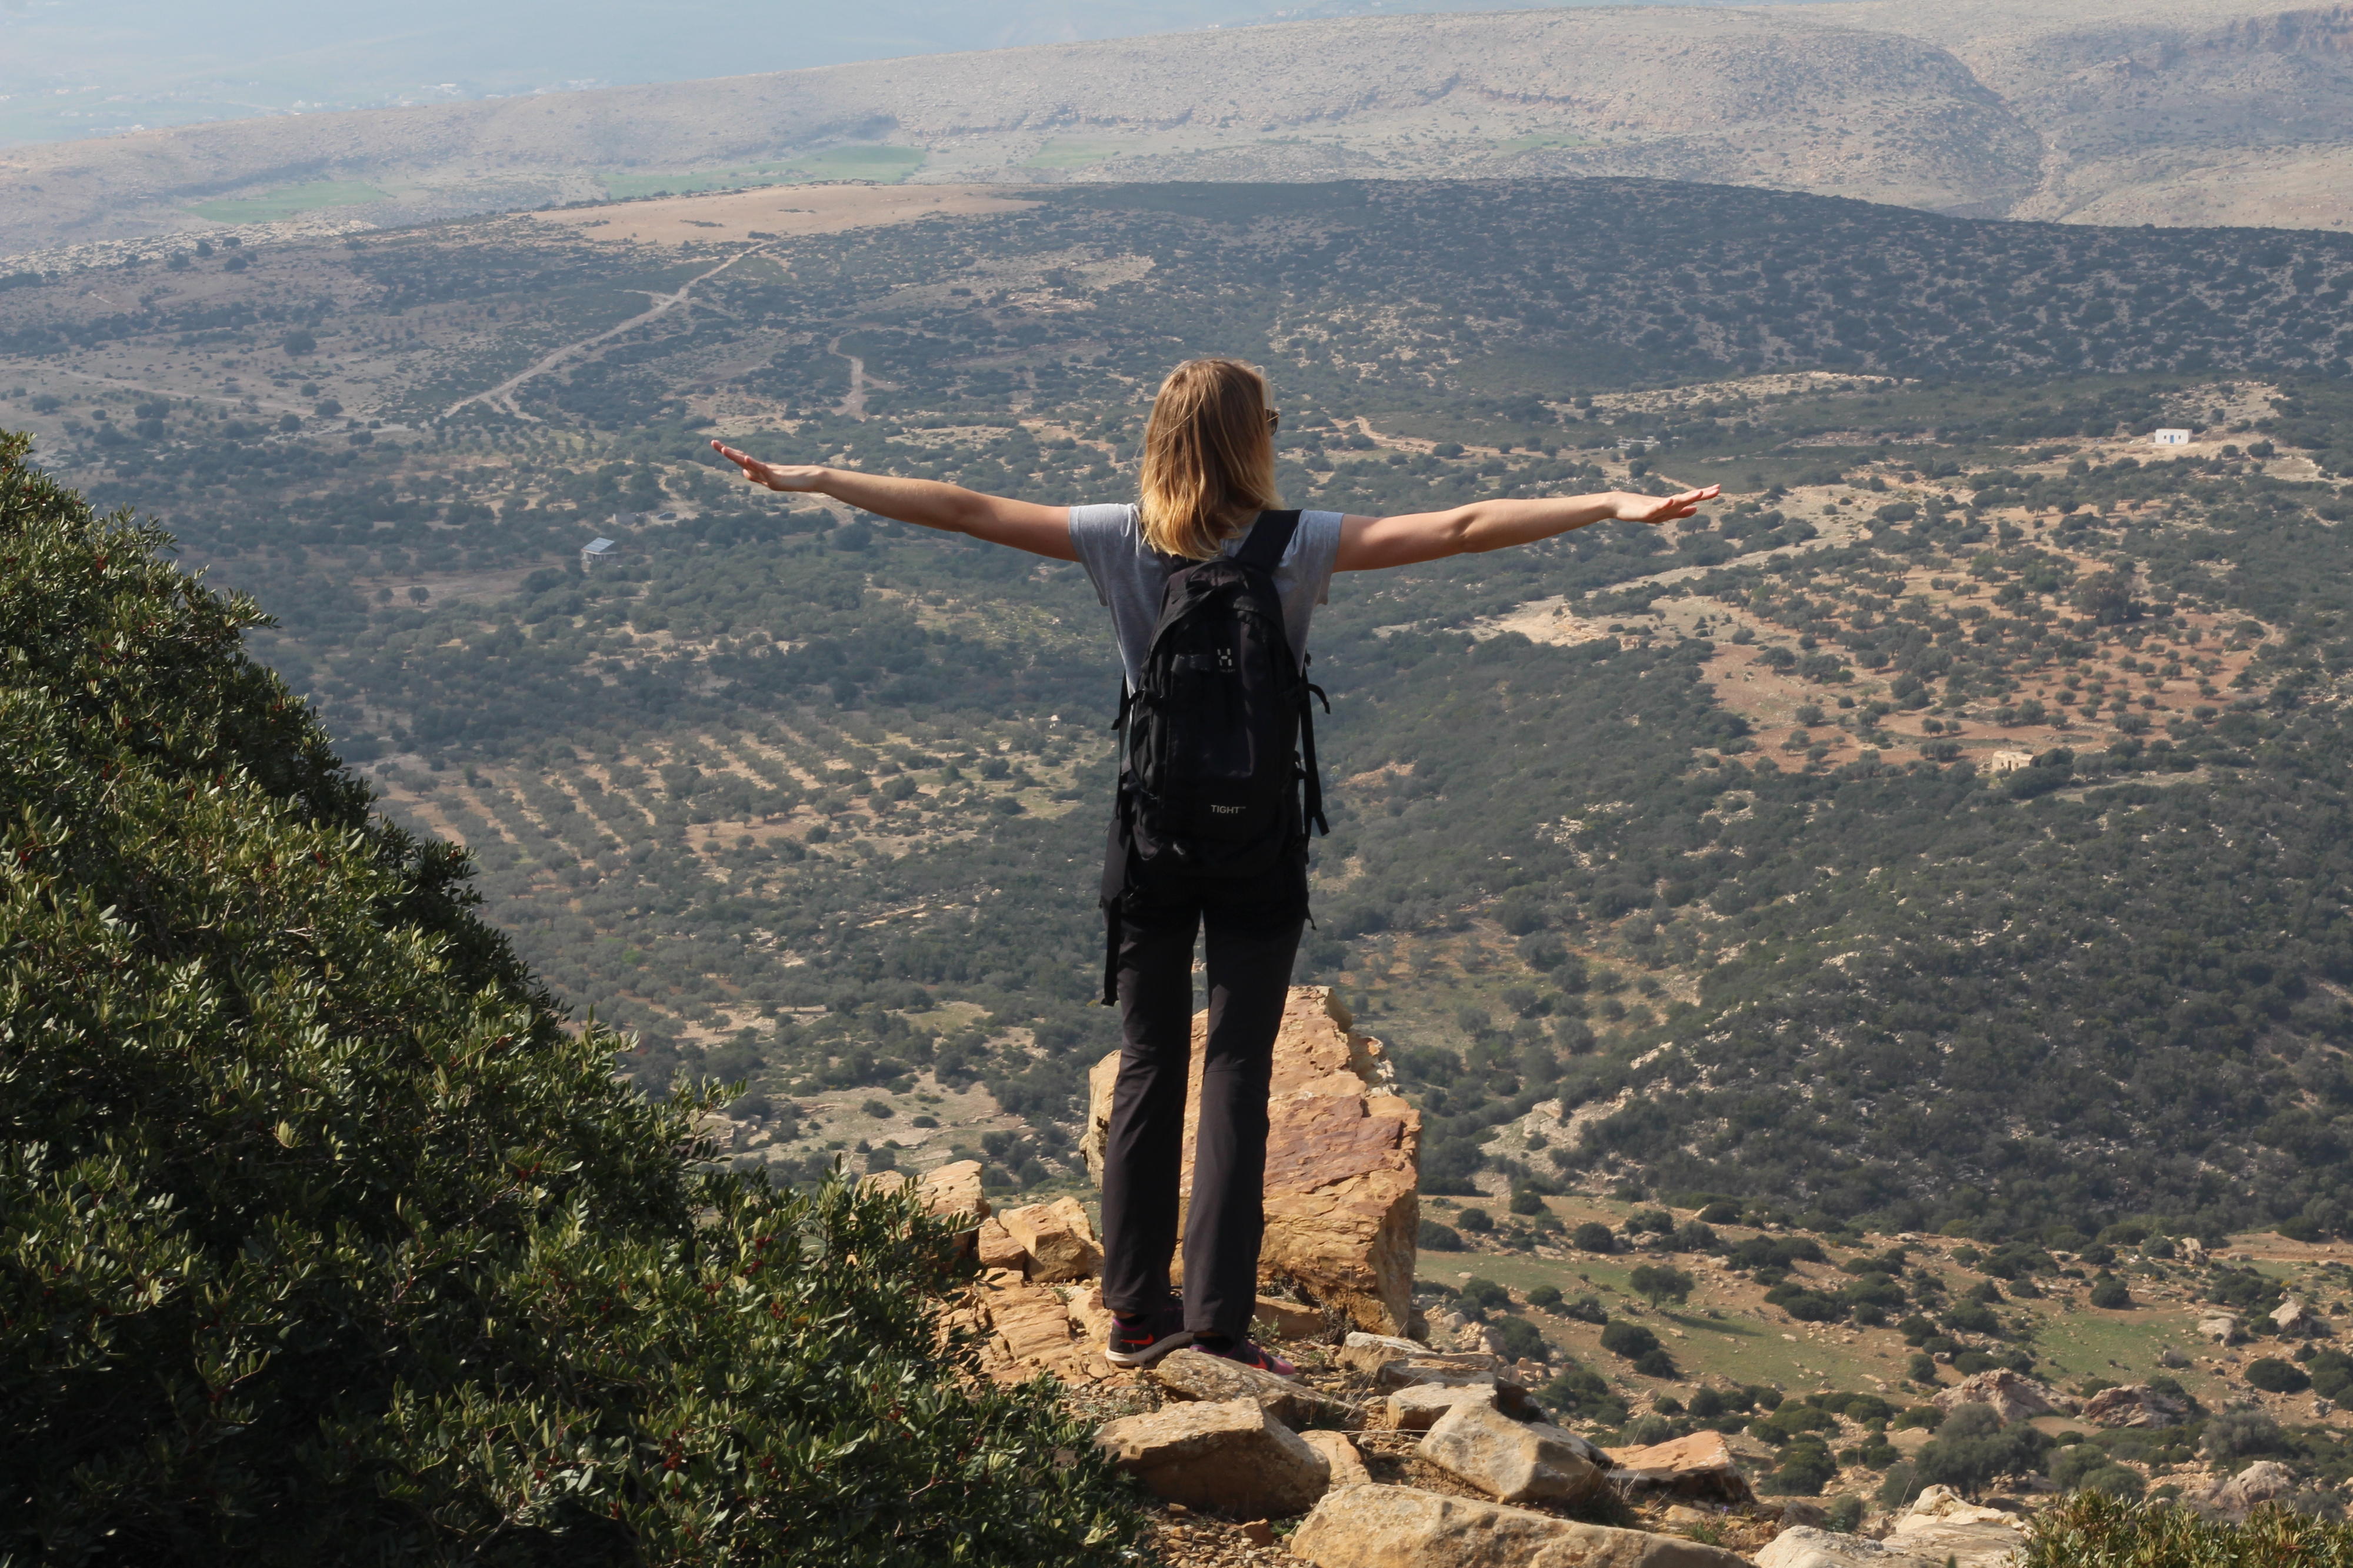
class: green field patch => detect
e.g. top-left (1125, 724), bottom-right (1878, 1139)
top-left (187, 180), bottom-right (389, 223)
top-left (597, 145), bottom-right (925, 200)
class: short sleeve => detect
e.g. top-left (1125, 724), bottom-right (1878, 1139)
top-left (1295, 511), bottom-right (1345, 606)
top-left (1066, 503), bottom-right (1141, 606)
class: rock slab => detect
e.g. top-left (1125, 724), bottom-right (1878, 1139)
top-left (1094, 1397), bottom-right (1332, 1518)
top-left (1606, 1429), bottom-right (1756, 1506)
top-left (1880, 1486), bottom-right (2027, 1567)
top-left (1304, 1429), bottom-right (1374, 1491)
top-left (1756, 1527), bottom-right (1941, 1568)
top-left (1146, 1346), bottom-right (1357, 1429)
top-left (1384, 1381), bottom-right (1508, 1431)
top-left (1931, 1369), bottom-right (2058, 1424)
top-left (1084, 986), bottom-right (1421, 1333)
top-left (1419, 1399), bottom-right (1606, 1507)
top-left (863, 1157), bottom-right (989, 1219)
top-left (2081, 1383), bottom-right (2187, 1428)
top-left (1292, 1483), bottom-right (1749, 1568)
top-left (998, 1196), bottom-right (1102, 1283)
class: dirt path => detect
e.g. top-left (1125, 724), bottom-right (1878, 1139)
top-left (826, 335), bottom-right (897, 419)
top-left (441, 246), bottom-right (765, 421)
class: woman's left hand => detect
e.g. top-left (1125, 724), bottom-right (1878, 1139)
top-left (1613, 486), bottom-right (1721, 524)
top-left (712, 441), bottom-right (826, 492)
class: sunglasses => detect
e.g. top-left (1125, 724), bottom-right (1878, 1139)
top-left (1266, 409), bottom-right (1281, 433)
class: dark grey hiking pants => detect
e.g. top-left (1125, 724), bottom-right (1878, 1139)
top-left (1098, 858), bottom-right (1305, 1343)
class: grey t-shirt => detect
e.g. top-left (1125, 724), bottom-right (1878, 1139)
top-left (1068, 505), bottom-right (1345, 690)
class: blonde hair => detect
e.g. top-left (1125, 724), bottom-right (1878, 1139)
top-left (1138, 358), bottom-right (1279, 559)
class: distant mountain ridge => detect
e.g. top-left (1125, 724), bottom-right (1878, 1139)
top-left (3, 0), bottom-right (2349, 256)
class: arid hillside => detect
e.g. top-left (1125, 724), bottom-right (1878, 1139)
top-left (4, 0), bottom-right (2349, 258)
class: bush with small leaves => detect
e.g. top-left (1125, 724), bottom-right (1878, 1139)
top-left (1601, 1320), bottom-right (1662, 1361)
top-left (2202, 1407), bottom-right (2287, 1461)
top-left (1510, 1187), bottom-right (1547, 1215)
top-left (1698, 1200), bottom-right (1742, 1225)
top-left (0, 440), bottom-right (1148, 1567)
top-left (1632, 1347), bottom-right (1680, 1379)
top-left (1562, 1295), bottom-right (1609, 1325)
top-left (2245, 1357), bottom-right (2311, 1394)
top-left (1419, 1219), bottom-right (1465, 1251)
top-left (1527, 1285), bottom-right (1564, 1310)
top-left (1458, 1206), bottom-right (1496, 1234)
top-left (1574, 1220), bottom-right (1618, 1252)
top-left (2019, 1490), bottom-right (2353, 1566)
top-left (1762, 1439), bottom-right (1839, 1496)
top-left (2088, 1275), bottom-right (2132, 1309)
top-left (1538, 1361), bottom-right (1629, 1426)
top-left (1493, 1315), bottom-right (1550, 1362)
top-left (1825, 1496), bottom-right (1866, 1532)
top-left (1459, 1277), bottom-right (1513, 1312)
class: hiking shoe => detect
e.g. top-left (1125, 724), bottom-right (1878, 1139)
top-left (1105, 1302), bottom-right (1193, 1367)
top-left (1192, 1337), bottom-right (1299, 1379)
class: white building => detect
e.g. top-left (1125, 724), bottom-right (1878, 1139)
top-left (2151, 429), bottom-right (2192, 447)
top-left (581, 536), bottom-right (618, 569)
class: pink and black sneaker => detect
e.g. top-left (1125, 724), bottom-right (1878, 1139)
top-left (1105, 1301), bottom-right (1193, 1367)
top-left (1191, 1335), bottom-right (1299, 1379)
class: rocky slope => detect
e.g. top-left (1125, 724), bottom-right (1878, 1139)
top-left (4, 0), bottom-right (2349, 255)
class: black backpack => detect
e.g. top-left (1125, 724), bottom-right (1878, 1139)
top-left (1114, 509), bottom-right (1329, 878)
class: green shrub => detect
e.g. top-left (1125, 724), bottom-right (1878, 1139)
top-left (0, 437), bottom-right (1145, 1565)
top-left (1562, 1294), bottom-right (1610, 1325)
top-left (1419, 1219), bottom-right (1465, 1251)
top-left (1601, 1320), bottom-right (1662, 1360)
top-left (1527, 1284), bottom-right (1565, 1310)
top-left (1573, 1220), bottom-right (1617, 1252)
top-left (1509, 1187), bottom-right (1547, 1215)
top-left (2245, 1357), bottom-right (2312, 1394)
top-left (1825, 1495), bottom-right (1866, 1532)
top-left (1458, 1206), bottom-right (1496, 1234)
top-left (1762, 1438), bottom-right (1838, 1495)
top-left (2088, 1275), bottom-right (2132, 1309)
top-left (1632, 1347), bottom-right (1679, 1379)
top-left (1492, 1315), bottom-right (1550, 1362)
top-left (1459, 1277), bottom-right (1513, 1311)
top-left (2021, 1490), bottom-right (2353, 1566)
top-left (1538, 1361), bottom-right (1629, 1426)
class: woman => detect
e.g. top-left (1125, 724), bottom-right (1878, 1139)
top-left (714, 358), bottom-right (1714, 1375)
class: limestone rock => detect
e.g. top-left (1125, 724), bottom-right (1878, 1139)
top-left (1303, 1429), bottom-right (1373, 1491)
top-left (862, 1157), bottom-right (989, 1219)
top-left (2197, 1459), bottom-right (2298, 1520)
top-left (1606, 1430), bottom-right (1756, 1506)
top-left (949, 1274), bottom-right (1122, 1385)
top-left (974, 1215), bottom-right (1028, 1272)
top-left (1756, 1526), bottom-right (1941, 1568)
top-left (1084, 986), bottom-right (1420, 1333)
top-left (997, 1196), bottom-right (1102, 1283)
top-left (1419, 1399), bottom-right (1607, 1507)
top-left (1384, 1382), bottom-right (1507, 1431)
top-left (2199, 1313), bottom-right (2243, 1345)
top-left (1257, 1295), bottom-right (1332, 1341)
top-left (2081, 1383), bottom-right (2187, 1428)
top-left (1291, 1483), bottom-right (1748, 1568)
top-left (1341, 1331), bottom-right (1425, 1374)
top-left (1146, 1346), bottom-right (1358, 1429)
top-left (1881, 1485), bottom-right (2027, 1567)
top-left (2272, 1296), bottom-right (2324, 1336)
top-left (1931, 1369), bottom-right (2058, 1424)
top-left (1094, 1397), bottom-right (1332, 1518)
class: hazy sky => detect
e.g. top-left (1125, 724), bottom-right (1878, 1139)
top-left (0, 0), bottom-right (1782, 145)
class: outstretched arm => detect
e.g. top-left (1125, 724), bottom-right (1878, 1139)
top-left (1335, 486), bottom-right (1719, 572)
top-left (710, 442), bottom-right (1077, 561)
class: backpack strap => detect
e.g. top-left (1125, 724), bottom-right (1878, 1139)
top-left (1299, 653), bottom-right (1331, 838)
top-left (1233, 509), bottom-right (1302, 573)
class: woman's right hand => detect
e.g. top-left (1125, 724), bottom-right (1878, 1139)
top-left (712, 441), bottom-right (826, 492)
